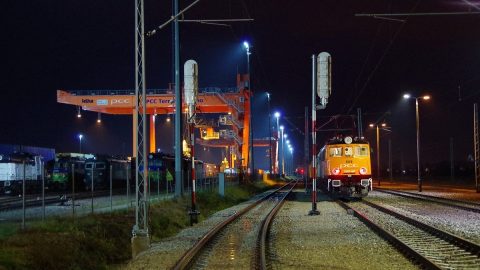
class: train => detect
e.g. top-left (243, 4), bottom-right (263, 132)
top-left (0, 152), bottom-right (43, 194)
top-left (48, 153), bottom-right (96, 191)
top-left (84, 155), bottom-right (130, 191)
top-left (142, 152), bottom-right (211, 185)
top-left (1, 150), bottom-right (221, 195)
top-left (317, 136), bottom-right (372, 198)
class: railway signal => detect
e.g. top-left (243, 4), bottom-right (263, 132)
top-left (184, 59), bottom-right (200, 224)
top-left (310, 52), bottom-right (332, 216)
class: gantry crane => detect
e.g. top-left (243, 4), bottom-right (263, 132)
top-left (57, 75), bottom-right (254, 169)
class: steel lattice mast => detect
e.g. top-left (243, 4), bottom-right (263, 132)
top-left (132, 0), bottom-right (149, 247)
top-left (174, 0), bottom-right (183, 197)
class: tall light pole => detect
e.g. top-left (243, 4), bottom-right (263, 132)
top-left (78, 134), bottom-right (83, 153)
top-left (289, 147), bottom-right (294, 175)
top-left (403, 93), bottom-right (430, 192)
top-left (274, 112), bottom-right (280, 175)
top-left (244, 41), bottom-right (254, 179)
top-left (283, 133), bottom-right (288, 176)
top-left (267, 92), bottom-right (273, 175)
top-left (286, 139), bottom-right (291, 175)
top-left (369, 123), bottom-right (387, 186)
top-left (280, 126), bottom-right (285, 176)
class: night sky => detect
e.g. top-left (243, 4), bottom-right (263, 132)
top-left (3, 0), bottom-right (480, 171)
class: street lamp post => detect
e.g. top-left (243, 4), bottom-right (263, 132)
top-left (244, 41), bottom-right (254, 179)
top-left (274, 112), bottom-right (280, 175)
top-left (369, 123), bottom-right (387, 186)
top-left (286, 139), bottom-right (291, 175)
top-left (289, 147), bottom-right (294, 175)
top-left (280, 126), bottom-right (285, 176)
top-left (283, 133), bottom-right (288, 176)
top-left (267, 93), bottom-right (273, 175)
top-left (78, 134), bottom-right (84, 153)
top-left (403, 94), bottom-right (430, 192)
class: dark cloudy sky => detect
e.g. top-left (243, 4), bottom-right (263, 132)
top-left (3, 0), bottom-right (480, 171)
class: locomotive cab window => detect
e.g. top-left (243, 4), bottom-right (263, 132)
top-left (355, 146), bottom-right (369, 157)
top-left (344, 147), bottom-right (353, 157)
top-left (329, 147), bottom-right (342, 157)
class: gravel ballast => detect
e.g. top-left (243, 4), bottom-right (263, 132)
top-left (269, 191), bottom-right (419, 270)
top-left (125, 189), bottom-right (422, 269)
top-left (366, 191), bottom-right (480, 245)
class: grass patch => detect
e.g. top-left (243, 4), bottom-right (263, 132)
top-left (0, 224), bottom-right (18, 241)
top-left (0, 182), bottom-right (268, 270)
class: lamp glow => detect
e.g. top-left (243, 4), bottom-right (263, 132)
top-left (403, 94), bottom-right (411, 99)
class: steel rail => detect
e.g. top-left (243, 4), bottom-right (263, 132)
top-left (257, 180), bottom-right (297, 269)
top-left (336, 200), bottom-right (441, 269)
top-left (0, 197), bottom-right (64, 211)
top-left (362, 200), bottom-right (480, 256)
top-left (172, 180), bottom-right (296, 270)
top-left (0, 189), bottom-right (125, 212)
top-left (376, 189), bottom-right (480, 213)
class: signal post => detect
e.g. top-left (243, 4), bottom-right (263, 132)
top-left (184, 60), bottom-right (200, 224)
top-left (309, 52), bottom-right (331, 216)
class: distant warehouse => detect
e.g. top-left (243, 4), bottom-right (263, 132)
top-left (0, 144), bottom-right (55, 161)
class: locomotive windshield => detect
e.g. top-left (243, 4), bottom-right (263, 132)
top-left (329, 147), bottom-right (342, 157)
top-left (328, 145), bottom-right (369, 157)
top-left (354, 146), bottom-right (369, 156)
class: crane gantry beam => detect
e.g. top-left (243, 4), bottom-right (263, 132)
top-left (57, 82), bottom-right (252, 170)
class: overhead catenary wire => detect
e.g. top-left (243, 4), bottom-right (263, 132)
top-left (356, 11), bottom-right (480, 17)
top-left (146, 0), bottom-right (202, 37)
top-left (283, 116), bottom-right (305, 136)
top-left (462, 0), bottom-right (480, 11)
top-left (342, 21), bottom-right (383, 113)
top-left (346, 0), bottom-right (422, 115)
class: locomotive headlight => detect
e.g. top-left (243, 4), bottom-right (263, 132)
top-left (332, 168), bottom-right (341, 175)
top-left (359, 167), bottom-right (368, 175)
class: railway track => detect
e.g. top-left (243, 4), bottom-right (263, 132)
top-left (337, 199), bottom-right (480, 269)
top-left (376, 189), bottom-right (480, 214)
top-left (0, 190), bottom-right (124, 212)
top-left (0, 196), bottom-right (66, 211)
top-left (173, 180), bottom-right (298, 270)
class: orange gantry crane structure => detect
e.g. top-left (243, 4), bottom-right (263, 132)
top-left (57, 75), bottom-right (261, 169)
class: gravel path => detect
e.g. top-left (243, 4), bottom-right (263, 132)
top-left (269, 190), bottom-right (419, 270)
top-left (366, 191), bottom-right (480, 245)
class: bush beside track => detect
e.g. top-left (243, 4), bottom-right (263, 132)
top-left (0, 181), bottom-right (271, 270)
